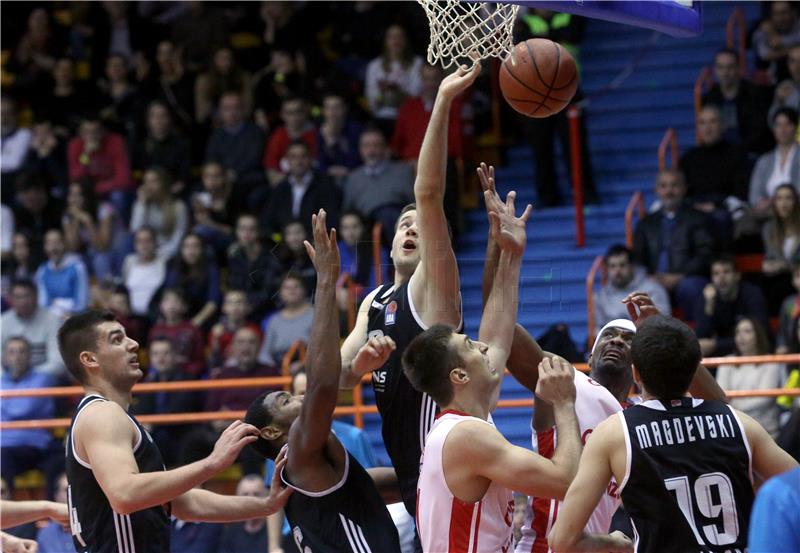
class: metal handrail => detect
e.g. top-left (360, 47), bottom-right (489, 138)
top-left (567, 105), bottom-right (586, 248)
top-left (658, 128), bottom-right (678, 170)
top-left (371, 222), bottom-right (384, 285)
top-left (585, 255), bottom-right (605, 351)
top-left (624, 191), bottom-right (646, 249)
top-left (693, 66), bottom-right (714, 144)
top-left (725, 7), bottom-right (747, 76)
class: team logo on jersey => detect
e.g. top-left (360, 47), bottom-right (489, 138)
top-left (385, 301), bottom-right (398, 325)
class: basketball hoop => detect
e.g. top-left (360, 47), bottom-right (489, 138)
top-left (417, 1), bottom-right (520, 69)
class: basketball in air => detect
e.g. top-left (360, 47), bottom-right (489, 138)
top-left (499, 38), bottom-right (579, 118)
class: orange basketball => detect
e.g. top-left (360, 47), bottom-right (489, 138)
top-left (499, 38), bottom-right (578, 118)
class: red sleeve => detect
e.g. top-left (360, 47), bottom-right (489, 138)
top-left (304, 130), bottom-right (318, 158)
top-left (264, 129), bottom-right (285, 170)
top-left (390, 103), bottom-right (410, 157)
top-left (95, 134), bottom-right (132, 195)
top-left (67, 138), bottom-right (88, 182)
top-left (184, 325), bottom-right (207, 377)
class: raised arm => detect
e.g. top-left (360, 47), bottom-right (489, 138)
top-left (77, 402), bottom-right (257, 515)
top-left (479, 189), bottom-right (532, 371)
top-left (0, 500), bottom-right (67, 529)
top-left (289, 210), bottom-right (342, 458)
top-left (410, 64), bottom-right (480, 329)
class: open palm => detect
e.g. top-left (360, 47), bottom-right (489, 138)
top-left (487, 190), bottom-right (533, 257)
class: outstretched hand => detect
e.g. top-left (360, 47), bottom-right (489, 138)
top-left (438, 62), bottom-right (481, 101)
top-left (304, 209), bottom-right (340, 284)
top-left (486, 189), bottom-right (533, 257)
top-left (265, 447), bottom-right (293, 513)
top-left (622, 291), bottom-right (660, 327)
top-left (478, 162), bottom-right (507, 220)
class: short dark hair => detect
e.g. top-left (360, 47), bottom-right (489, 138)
top-left (631, 315), bottom-right (701, 399)
top-left (710, 253), bottom-right (737, 271)
top-left (402, 324), bottom-right (462, 405)
top-left (604, 244), bottom-right (632, 263)
top-left (245, 392), bottom-right (282, 459)
top-left (772, 106), bottom-right (799, 127)
top-left (714, 47), bottom-right (740, 64)
top-left (394, 203), bottom-right (417, 231)
top-left (58, 310), bottom-right (117, 383)
top-left (4, 335), bottom-right (31, 351)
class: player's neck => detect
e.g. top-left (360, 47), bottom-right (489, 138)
top-left (84, 383), bottom-right (132, 411)
top-left (590, 368), bottom-right (632, 403)
top-left (392, 270), bottom-right (411, 288)
top-left (442, 397), bottom-right (489, 421)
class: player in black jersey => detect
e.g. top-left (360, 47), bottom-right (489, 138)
top-left (550, 315), bottom-right (799, 553)
top-left (245, 210), bottom-right (401, 553)
top-left (58, 310), bottom-right (292, 553)
top-left (337, 63), bottom-right (480, 521)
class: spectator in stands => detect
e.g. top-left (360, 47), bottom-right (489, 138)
top-left (1, 232), bottom-right (38, 301)
top-left (34, 229), bottom-right (89, 318)
top-left (753, 1), bottom-right (800, 83)
top-left (132, 337), bottom-right (204, 467)
top-left (11, 174), bottom-right (62, 254)
top-left (342, 128), bottom-right (415, 245)
top-left (337, 210), bottom-right (386, 292)
top-left (208, 289), bottom-right (262, 368)
top-left (257, 273), bottom-right (314, 367)
top-left (0, 279), bottom-right (64, 377)
top-left (148, 288), bottom-right (207, 377)
top-left (632, 169), bottom-right (714, 320)
top-left (716, 318), bottom-right (785, 437)
top-left (61, 180), bottom-right (118, 279)
top-left (191, 162), bottom-right (237, 259)
top-left (90, 2), bottom-right (150, 75)
top-left (11, 8), bottom-right (59, 97)
top-left (23, 120), bottom-right (68, 196)
top-left (122, 227), bottom-right (167, 317)
top-left (132, 101), bottom-right (192, 193)
top-left (36, 473), bottom-right (72, 553)
top-left (777, 263), bottom-right (800, 353)
top-left (165, 233), bottom-right (221, 330)
top-left (107, 284), bottom-right (149, 346)
top-left (206, 327), bottom-right (279, 413)
top-left (696, 255), bottom-right (769, 357)
top-left (195, 47), bottom-right (253, 124)
top-left (679, 104), bottom-right (750, 248)
top-left (273, 220), bottom-right (316, 292)
top-left (769, 45), bottom-right (800, 121)
top-left (253, 48), bottom-right (310, 131)
top-left (762, 184), bottom-right (800, 312)
top-left (226, 213), bottom-right (281, 321)
top-left (130, 167), bottom-right (189, 259)
top-left (0, 98), bottom-right (32, 191)
top-left (263, 97), bottom-right (318, 186)
top-left (66, 115), bottom-right (133, 219)
top-left (216, 475), bottom-right (270, 553)
top-left (703, 48), bottom-right (774, 155)
top-left (96, 54), bottom-right (142, 144)
top-left (144, 40), bottom-right (195, 131)
top-left (262, 140), bottom-right (341, 238)
top-left (316, 93), bottom-right (363, 181)
top-left (594, 244), bottom-right (671, 327)
top-left (205, 91), bottom-right (266, 191)
top-left (0, 337), bottom-right (58, 486)
top-left (749, 108), bottom-right (800, 218)
top-left (364, 24), bottom-right (423, 137)
top-left (170, 2), bottom-right (229, 73)
top-left (40, 58), bottom-right (96, 135)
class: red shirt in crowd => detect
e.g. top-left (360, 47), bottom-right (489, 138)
top-left (391, 97), bottom-right (467, 160)
top-left (67, 132), bottom-right (132, 195)
top-left (204, 362), bottom-right (280, 412)
top-left (263, 127), bottom-right (319, 170)
top-left (148, 321), bottom-right (207, 377)
top-left (208, 322), bottom-right (263, 363)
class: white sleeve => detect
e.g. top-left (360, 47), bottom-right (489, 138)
top-left (1, 204), bottom-right (14, 254)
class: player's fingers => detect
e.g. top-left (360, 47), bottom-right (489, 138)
top-left (364, 345), bottom-right (379, 358)
top-left (520, 204), bottom-right (533, 222)
top-left (329, 227), bottom-right (337, 246)
top-left (303, 241), bottom-right (315, 261)
top-left (538, 357), bottom-right (552, 374)
top-left (505, 190), bottom-right (517, 214)
top-left (625, 300), bottom-right (638, 320)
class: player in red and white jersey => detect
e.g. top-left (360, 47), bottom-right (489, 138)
top-left (404, 191), bottom-right (583, 553)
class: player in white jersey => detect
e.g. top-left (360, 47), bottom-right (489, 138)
top-left (403, 191), bottom-right (583, 553)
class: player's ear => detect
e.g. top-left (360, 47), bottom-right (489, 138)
top-left (449, 367), bottom-right (469, 385)
top-left (80, 351), bottom-right (99, 372)
top-left (259, 425), bottom-right (284, 441)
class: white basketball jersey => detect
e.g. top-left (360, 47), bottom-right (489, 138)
top-left (417, 410), bottom-right (515, 553)
top-left (516, 371), bottom-right (624, 553)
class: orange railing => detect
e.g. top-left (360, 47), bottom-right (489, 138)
top-left (3, 354), bottom-right (799, 431)
top-left (568, 105), bottom-right (586, 248)
top-left (371, 222), bottom-right (384, 285)
top-left (585, 255), bottom-right (605, 351)
top-left (624, 191), bottom-right (646, 249)
top-left (725, 7), bottom-right (747, 76)
top-left (281, 340), bottom-right (307, 389)
top-left (693, 67), bottom-right (714, 144)
top-left (658, 128), bottom-right (678, 170)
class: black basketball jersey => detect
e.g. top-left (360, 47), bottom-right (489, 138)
top-left (619, 398), bottom-right (753, 553)
top-left (66, 395), bottom-right (171, 553)
top-left (366, 281), bottom-right (442, 515)
top-left (282, 448), bottom-right (401, 553)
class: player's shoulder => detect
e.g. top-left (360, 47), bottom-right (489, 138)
top-left (445, 418), bottom-right (504, 453)
top-left (77, 400), bottom-right (135, 434)
top-left (586, 412), bottom-right (625, 448)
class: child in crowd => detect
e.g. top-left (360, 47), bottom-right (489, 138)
top-left (147, 288), bottom-right (206, 377)
top-left (207, 289), bottom-right (262, 368)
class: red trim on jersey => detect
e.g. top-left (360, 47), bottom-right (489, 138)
top-left (448, 498), bottom-right (481, 552)
top-left (531, 428), bottom-right (556, 553)
top-left (436, 409), bottom-right (471, 420)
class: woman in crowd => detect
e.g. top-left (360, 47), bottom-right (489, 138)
top-left (191, 161), bottom-right (236, 261)
top-left (257, 273), bottom-right (313, 367)
top-left (165, 233), bottom-right (221, 330)
top-left (195, 47), bottom-right (253, 124)
top-left (0, 232), bottom-right (38, 300)
top-left (129, 167), bottom-right (188, 259)
top-left (122, 226), bottom-right (167, 317)
top-left (364, 24), bottom-right (423, 137)
top-left (61, 180), bottom-right (119, 279)
top-left (96, 54), bottom-right (142, 144)
top-left (762, 183), bottom-right (800, 312)
top-left (750, 107), bottom-right (800, 218)
top-left (716, 317), bottom-right (785, 437)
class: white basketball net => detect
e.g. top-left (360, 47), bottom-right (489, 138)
top-left (417, 1), bottom-right (520, 69)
